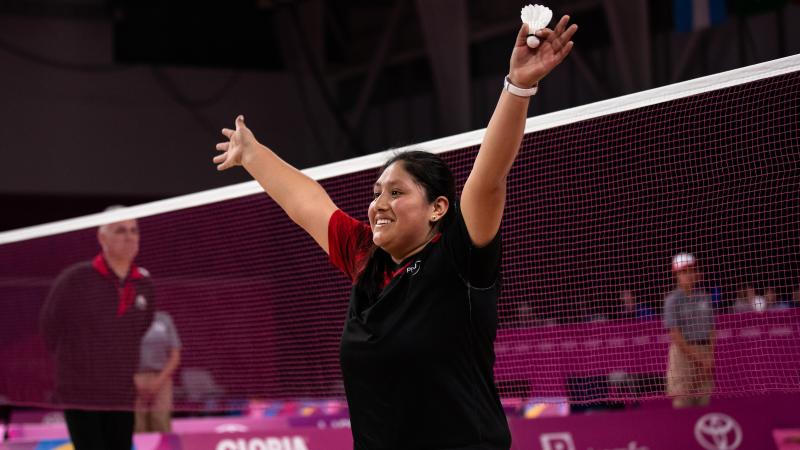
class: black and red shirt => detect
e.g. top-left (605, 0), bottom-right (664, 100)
top-left (329, 207), bottom-right (510, 450)
top-left (40, 254), bottom-right (155, 408)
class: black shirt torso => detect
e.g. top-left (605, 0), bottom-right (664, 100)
top-left (335, 209), bottom-right (510, 450)
top-left (40, 260), bottom-right (155, 407)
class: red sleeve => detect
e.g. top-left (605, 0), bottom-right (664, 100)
top-left (328, 209), bottom-right (372, 282)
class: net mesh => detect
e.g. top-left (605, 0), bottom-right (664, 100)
top-left (0, 62), bottom-right (799, 412)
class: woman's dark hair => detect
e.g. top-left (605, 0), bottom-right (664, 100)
top-left (356, 150), bottom-right (457, 303)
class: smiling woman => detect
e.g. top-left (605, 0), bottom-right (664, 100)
top-left (369, 154), bottom-right (452, 257)
top-left (213, 13), bottom-right (577, 450)
top-left (354, 151), bottom-right (456, 303)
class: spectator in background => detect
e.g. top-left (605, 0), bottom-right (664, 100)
top-left (135, 310), bottom-right (181, 432)
top-left (734, 284), bottom-right (756, 312)
top-left (40, 209), bottom-right (154, 450)
top-left (764, 287), bottom-right (789, 311)
top-left (617, 289), bottom-right (655, 321)
top-left (664, 253), bottom-right (715, 408)
top-left (751, 288), bottom-right (768, 312)
top-left (764, 287), bottom-right (777, 310)
top-left (586, 289), bottom-right (654, 322)
top-left (732, 284), bottom-right (746, 312)
top-left (709, 285), bottom-right (724, 311)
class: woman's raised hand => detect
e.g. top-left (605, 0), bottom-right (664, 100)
top-left (214, 115), bottom-right (258, 171)
top-left (508, 15), bottom-right (578, 88)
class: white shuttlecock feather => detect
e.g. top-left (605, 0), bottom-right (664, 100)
top-left (520, 4), bottom-right (553, 49)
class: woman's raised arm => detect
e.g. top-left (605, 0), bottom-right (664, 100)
top-left (461, 16), bottom-right (577, 247)
top-left (214, 115), bottom-right (338, 254)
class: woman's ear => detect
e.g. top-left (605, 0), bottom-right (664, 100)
top-left (430, 196), bottom-right (450, 223)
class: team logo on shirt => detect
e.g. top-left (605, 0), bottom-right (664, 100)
top-left (135, 295), bottom-right (148, 310)
top-left (406, 260), bottom-right (422, 276)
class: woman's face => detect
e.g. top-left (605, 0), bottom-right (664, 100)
top-left (368, 162), bottom-right (438, 260)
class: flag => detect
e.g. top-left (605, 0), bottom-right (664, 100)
top-left (673, 0), bottom-right (728, 32)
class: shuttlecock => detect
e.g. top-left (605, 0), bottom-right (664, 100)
top-left (520, 4), bottom-right (552, 49)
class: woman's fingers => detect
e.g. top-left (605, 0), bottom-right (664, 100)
top-left (215, 116), bottom-right (248, 171)
top-left (559, 24), bottom-right (578, 46)
top-left (217, 157), bottom-right (233, 171)
top-left (535, 28), bottom-right (553, 39)
top-left (545, 16), bottom-right (576, 56)
top-left (554, 15), bottom-right (570, 35)
top-left (562, 41), bottom-right (575, 59)
top-left (554, 26), bottom-right (577, 58)
top-left (515, 23), bottom-right (530, 46)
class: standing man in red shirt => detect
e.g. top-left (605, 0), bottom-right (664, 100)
top-left (41, 209), bottom-right (155, 450)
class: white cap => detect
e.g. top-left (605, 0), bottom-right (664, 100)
top-left (672, 253), bottom-right (696, 272)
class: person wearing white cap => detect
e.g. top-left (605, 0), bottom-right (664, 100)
top-left (663, 252), bottom-right (715, 408)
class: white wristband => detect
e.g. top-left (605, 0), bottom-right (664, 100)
top-left (503, 76), bottom-right (538, 97)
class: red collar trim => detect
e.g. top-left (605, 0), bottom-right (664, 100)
top-left (92, 253), bottom-right (110, 277)
top-left (92, 253), bottom-right (142, 280)
top-left (391, 261), bottom-right (414, 279)
top-left (387, 232), bottom-right (441, 279)
top-left (370, 232), bottom-right (442, 289)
